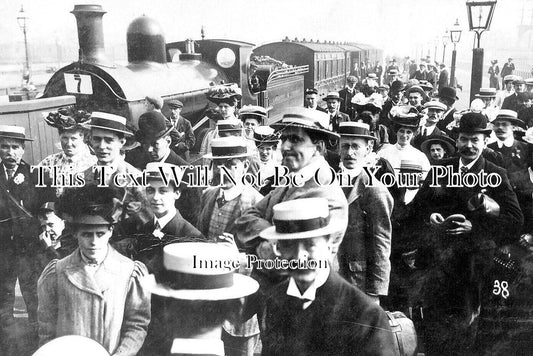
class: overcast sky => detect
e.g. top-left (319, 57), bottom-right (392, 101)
top-left (0, 0), bottom-right (531, 61)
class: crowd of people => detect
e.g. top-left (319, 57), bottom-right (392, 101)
top-left (1, 69), bottom-right (533, 356)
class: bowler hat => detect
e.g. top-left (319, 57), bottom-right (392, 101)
top-left (493, 109), bottom-right (524, 127)
top-left (420, 135), bottom-right (456, 156)
top-left (339, 122), bottom-right (376, 140)
top-left (271, 107), bottom-right (339, 140)
top-left (0, 125), bottom-right (33, 141)
top-left (260, 198), bottom-right (343, 240)
top-left (452, 112), bottom-right (491, 135)
top-left (167, 99), bottom-right (183, 109)
top-left (390, 80), bottom-right (406, 93)
top-left (145, 242), bottom-right (259, 300)
top-left (135, 111), bottom-right (173, 144)
top-left (203, 136), bottom-right (250, 159)
top-left (86, 112), bottom-right (133, 136)
top-left (437, 86), bottom-right (459, 101)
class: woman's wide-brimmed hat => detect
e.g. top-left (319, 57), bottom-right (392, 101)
top-left (145, 242), bottom-right (259, 300)
top-left (44, 106), bottom-right (91, 131)
top-left (389, 106), bottom-right (421, 128)
top-left (420, 135), bottom-right (456, 156)
top-left (206, 85), bottom-right (242, 105)
top-left (239, 105), bottom-right (269, 125)
top-left (260, 198), bottom-right (344, 240)
top-left (270, 107), bottom-right (339, 140)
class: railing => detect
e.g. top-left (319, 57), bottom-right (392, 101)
top-left (267, 65), bottom-right (309, 83)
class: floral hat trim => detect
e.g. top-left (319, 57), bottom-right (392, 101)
top-left (44, 106), bottom-right (91, 130)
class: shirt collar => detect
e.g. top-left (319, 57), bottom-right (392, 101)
top-left (459, 155), bottom-right (481, 171)
top-left (170, 338), bottom-right (224, 356)
top-left (80, 247), bottom-right (107, 266)
top-left (286, 264), bottom-right (330, 309)
top-left (496, 136), bottom-right (514, 148)
top-left (295, 156), bottom-right (327, 184)
top-left (222, 184), bottom-right (244, 201)
top-left (154, 207), bottom-right (177, 230)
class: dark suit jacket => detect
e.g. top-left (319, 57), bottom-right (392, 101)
top-left (487, 140), bottom-right (529, 174)
top-left (0, 161), bottom-right (41, 253)
top-left (437, 107), bottom-right (456, 133)
top-left (412, 126), bottom-right (444, 150)
top-left (329, 111), bottom-right (351, 133)
top-left (338, 88), bottom-right (356, 117)
top-left (260, 271), bottom-right (397, 356)
top-left (501, 93), bottom-right (518, 111)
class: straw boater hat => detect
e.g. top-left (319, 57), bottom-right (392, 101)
top-left (525, 78), bottom-right (533, 87)
top-left (492, 109), bottom-right (524, 128)
top-left (260, 198), bottom-right (343, 240)
top-left (252, 126), bottom-right (280, 146)
top-left (271, 107), bottom-right (339, 140)
top-left (135, 111), bottom-right (173, 144)
top-left (452, 112), bottom-right (491, 135)
top-left (503, 74), bottom-right (518, 83)
top-left (44, 106), bottom-right (91, 131)
top-left (203, 136), bottom-right (250, 160)
top-left (86, 112), bottom-right (133, 136)
top-left (216, 118), bottom-right (243, 135)
top-left (239, 105), bottom-right (268, 125)
top-left (339, 122), bottom-right (376, 141)
top-left (475, 88), bottom-right (497, 98)
top-left (514, 78), bottom-right (526, 85)
top-left (0, 125), bottom-right (34, 141)
top-left (423, 100), bottom-right (447, 111)
top-left (33, 335), bottom-right (109, 356)
top-left (420, 135), bottom-right (456, 156)
top-left (323, 92), bottom-right (343, 102)
top-left (145, 242), bottom-right (259, 300)
top-left (399, 159), bottom-right (424, 173)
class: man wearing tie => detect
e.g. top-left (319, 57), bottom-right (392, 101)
top-left (0, 125), bottom-right (41, 354)
top-left (324, 92), bottom-right (350, 133)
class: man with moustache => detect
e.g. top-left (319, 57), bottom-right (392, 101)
top-left (235, 107), bottom-right (349, 288)
top-left (502, 78), bottom-right (527, 112)
top-left (0, 126), bottom-right (41, 354)
top-left (487, 109), bottom-right (528, 174)
top-left (412, 100), bottom-right (447, 150)
top-left (337, 122), bottom-right (393, 304)
top-left (324, 92), bottom-right (351, 133)
top-left (413, 112), bottom-right (523, 355)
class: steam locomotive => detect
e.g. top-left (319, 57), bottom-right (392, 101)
top-left (42, 4), bottom-right (381, 150)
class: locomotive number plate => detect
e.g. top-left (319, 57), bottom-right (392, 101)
top-left (64, 73), bottom-right (93, 95)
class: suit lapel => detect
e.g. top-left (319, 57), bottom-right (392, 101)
top-left (64, 251), bottom-right (104, 298)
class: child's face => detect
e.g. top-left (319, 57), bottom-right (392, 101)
top-left (146, 180), bottom-right (180, 218)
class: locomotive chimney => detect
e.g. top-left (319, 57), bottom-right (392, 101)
top-left (71, 4), bottom-right (111, 65)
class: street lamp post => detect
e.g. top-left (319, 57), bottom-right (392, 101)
top-left (449, 19), bottom-right (462, 88)
top-left (466, 0), bottom-right (497, 103)
top-left (434, 37), bottom-right (439, 63)
top-left (442, 31), bottom-right (449, 64)
top-left (16, 5), bottom-right (30, 86)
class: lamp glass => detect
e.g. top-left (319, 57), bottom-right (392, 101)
top-left (450, 20), bottom-right (462, 43)
top-left (17, 6), bottom-right (28, 30)
top-left (466, 0), bottom-right (497, 31)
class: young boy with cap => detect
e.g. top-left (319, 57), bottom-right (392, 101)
top-left (167, 99), bottom-right (195, 161)
top-left (37, 185), bottom-right (150, 356)
top-left (258, 198), bottom-right (396, 355)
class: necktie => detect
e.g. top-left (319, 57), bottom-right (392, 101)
top-left (6, 168), bottom-right (14, 180)
top-left (423, 128), bottom-right (427, 137)
top-left (216, 195), bottom-right (226, 208)
top-left (290, 296), bottom-right (312, 310)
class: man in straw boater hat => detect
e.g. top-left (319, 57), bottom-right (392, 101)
top-left (420, 134), bottom-right (456, 164)
top-left (412, 100), bottom-right (448, 150)
top-left (336, 122), bottom-right (393, 304)
top-left (143, 242), bottom-right (259, 356)
top-left (234, 107), bottom-right (348, 287)
top-left (252, 126), bottom-right (281, 195)
top-left (0, 125), bottom-right (42, 353)
top-left (412, 112), bottom-right (523, 355)
top-left (37, 185), bottom-right (150, 356)
top-left (474, 87), bottom-right (498, 122)
top-left (487, 109), bottom-right (528, 174)
top-left (257, 198), bottom-right (395, 355)
top-left (199, 85), bottom-right (242, 158)
top-left (323, 91), bottom-right (350, 133)
top-left (196, 136), bottom-right (263, 355)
